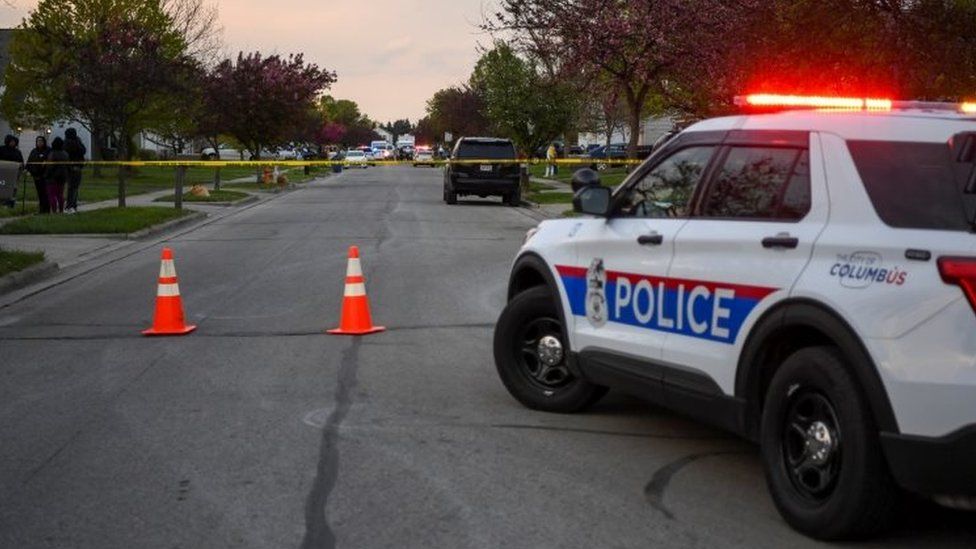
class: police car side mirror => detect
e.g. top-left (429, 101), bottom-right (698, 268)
top-left (573, 185), bottom-right (611, 217)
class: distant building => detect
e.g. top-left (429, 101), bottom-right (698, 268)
top-left (577, 115), bottom-right (674, 148)
top-left (374, 127), bottom-right (393, 143)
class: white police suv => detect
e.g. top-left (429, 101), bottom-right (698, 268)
top-left (493, 95), bottom-right (976, 540)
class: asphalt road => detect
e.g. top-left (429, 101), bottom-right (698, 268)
top-left (1, 167), bottom-right (973, 549)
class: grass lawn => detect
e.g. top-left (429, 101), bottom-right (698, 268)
top-left (529, 181), bottom-right (556, 192)
top-left (0, 207), bottom-right (189, 235)
top-left (0, 248), bottom-right (45, 277)
top-left (528, 164), bottom-right (631, 188)
top-left (527, 191), bottom-right (575, 204)
top-left (16, 165), bottom-right (261, 205)
top-left (0, 204), bottom-right (39, 218)
top-left (154, 189), bottom-right (250, 203)
top-left (224, 168), bottom-right (321, 191)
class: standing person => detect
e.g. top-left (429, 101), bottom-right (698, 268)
top-left (0, 134), bottom-right (24, 164)
top-left (545, 142), bottom-right (557, 178)
top-left (45, 137), bottom-right (69, 214)
top-left (63, 127), bottom-right (87, 214)
top-left (26, 136), bottom-right (51, 214)
top-left (0, 135), bottom-right (24, 208)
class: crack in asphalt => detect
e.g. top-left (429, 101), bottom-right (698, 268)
top-left (644, 450), bottom-right (748, 520)
top-left (491, 423), bottom-right (734, 440)
top-left (300, 338), bottom-right (362, 549)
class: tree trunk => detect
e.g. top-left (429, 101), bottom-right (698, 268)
top-left (117, 166), bottom-right (127, 208)
top-left (626, 103), bottom-right (641, 160)
top-left (116, 132), bottom-right (131, 208)
top-left (174, 165), bottom-right (185, 210)
top-left (92, 125), bottom-right (104, 178)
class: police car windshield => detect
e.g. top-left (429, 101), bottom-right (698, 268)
top-left (848, 140), bottom-right (976, 231)
top-left (456, 142), bottom-right (516, 159)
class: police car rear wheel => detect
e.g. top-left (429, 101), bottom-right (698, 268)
top-left (760, 346), bottom-right (897, 540)
top-left (494, 286), bottom-right (607, 413)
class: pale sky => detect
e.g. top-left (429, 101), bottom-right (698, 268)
top-left (0, 0), bottom-right (496, 123)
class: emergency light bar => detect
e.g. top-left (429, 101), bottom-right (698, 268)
top-left (736, 94), bottom-right (976, 114)
top-left (736, 94), bottom-right (892, 111)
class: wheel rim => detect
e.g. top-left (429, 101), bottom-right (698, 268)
top-left (782, 389), bottom-right (843, 503)
top-left (515, 316), bottom-right (572, 389)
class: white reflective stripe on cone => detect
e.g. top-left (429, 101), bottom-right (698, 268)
top-left (159, 260), bottom-right (177, 278)
top-left (346, 258), bottom-right (363, 278)
top-left (344, 282), bottom-right (366, 297)
top-left (157, 283), bottom-right (181, 297)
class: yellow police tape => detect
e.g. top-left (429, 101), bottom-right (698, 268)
top-left (25, 158), bottom-right (642, 167)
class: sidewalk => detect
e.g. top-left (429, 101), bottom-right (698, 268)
top-left (0, 174), bottom-right (273, 269)
top-left (527, 176), bottom-right (574, 218)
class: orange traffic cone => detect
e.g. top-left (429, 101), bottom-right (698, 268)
top-left (328, 245), bottom-right (385, 335)
top-left (143, 247), bottom-right (197, 336)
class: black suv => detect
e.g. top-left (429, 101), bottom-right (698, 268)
top-left (443, 137), bottom-right (521, 206)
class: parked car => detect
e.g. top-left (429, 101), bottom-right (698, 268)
top-left (443, 137), bottom-right (521, 206)
top-left (585, 143), bottom-right (627, 169)
top-left (496, 94), bottom-right (976, 541)
top-left (343, 149), bottom-right (369, 168)
top-left (201, 145), bottom-right (245, 161)
top-left (413, 146), bottom-right (434, 167)
top-left (275, 147), bottom-right (298, 160)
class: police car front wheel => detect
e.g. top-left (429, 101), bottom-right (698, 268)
top-left (760, 346), bottom-right (897, 540)
top-left (493, 286), bottom-right (607, 413)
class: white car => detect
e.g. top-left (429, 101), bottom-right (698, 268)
top-left (275, 148), bottom-right (298, 160)
top-left (201, 144), bottom-right (244, 160)
top-left (494, 94), bottom-right (976, 541)
top-left (413, 147), bottom-right (434, 167)
top-left (343, 149), bottom-right (369, 168)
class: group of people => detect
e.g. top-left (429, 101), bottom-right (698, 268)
top-left (0, 128), bottom-right (87, 214)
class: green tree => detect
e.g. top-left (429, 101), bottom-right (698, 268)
top-left (469, 43), bottom-right (576, 155)
top-left (381, 119), bottom-right (413, 145)
top-left (425, 86), bottom-right (489, 141)
top-left (319, 96), bottom-right (365, 127)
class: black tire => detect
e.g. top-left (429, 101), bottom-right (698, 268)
top-left (493, 286), bottom-right (607, 413)
top-left (760, 346), bottom-right (897, 540)
top-left (445, 187), bottom-right (457, 204)
top-left (506, 189), bottom-right (521, 207)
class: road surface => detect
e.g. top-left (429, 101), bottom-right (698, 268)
top-left (1, 167), bottom-right (973, 548)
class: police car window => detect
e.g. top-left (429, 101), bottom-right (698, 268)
top-left (848, 140), bottom-right (975, 231)
top-left (617, 146), bottom-right (715, 218)
top-left (700, 147), bottom-right (809, 220)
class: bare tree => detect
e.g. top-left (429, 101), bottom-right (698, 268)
top-left (163, 0), bottom-right (223, 64)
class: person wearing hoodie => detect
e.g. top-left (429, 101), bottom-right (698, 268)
top-left (0, 134), bottom-right (24, 165)
top-left (26, 136), bottom-right (51, 213)
top-left (45, 137), bottom-right (69, 213)
top-left (63, 127), bottom-right (87, 213)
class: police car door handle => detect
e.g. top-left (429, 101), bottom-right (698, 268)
top-left (762, 235), bottom-right (799, 249)
top-left (637, 233), bottom-right (664, 246)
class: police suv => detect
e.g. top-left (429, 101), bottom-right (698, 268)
top-left (493, 95), bottom-right (976, 540)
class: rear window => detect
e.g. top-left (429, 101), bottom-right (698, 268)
top-left (456, 142), bottom-right (516, 159)
top-left (848, 140), bottom-right (976, 231)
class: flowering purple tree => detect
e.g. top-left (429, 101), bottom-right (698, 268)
top-left (210, 52), bottom-right (336, 162)
top-left (487, 0), bottom-right (753, 157)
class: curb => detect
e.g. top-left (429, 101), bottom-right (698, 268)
top-left (158, 194), bottom-right (260, 207)
top-left (0, 260), bottom-right (59, 295)
top-left (128, 211), bottom-right (208, 240)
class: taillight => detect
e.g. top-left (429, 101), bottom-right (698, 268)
top-left (938, 256), bottom-right (976, 312)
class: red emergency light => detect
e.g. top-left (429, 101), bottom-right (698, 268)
top-left (736, 94), bottom-right (893, 111)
